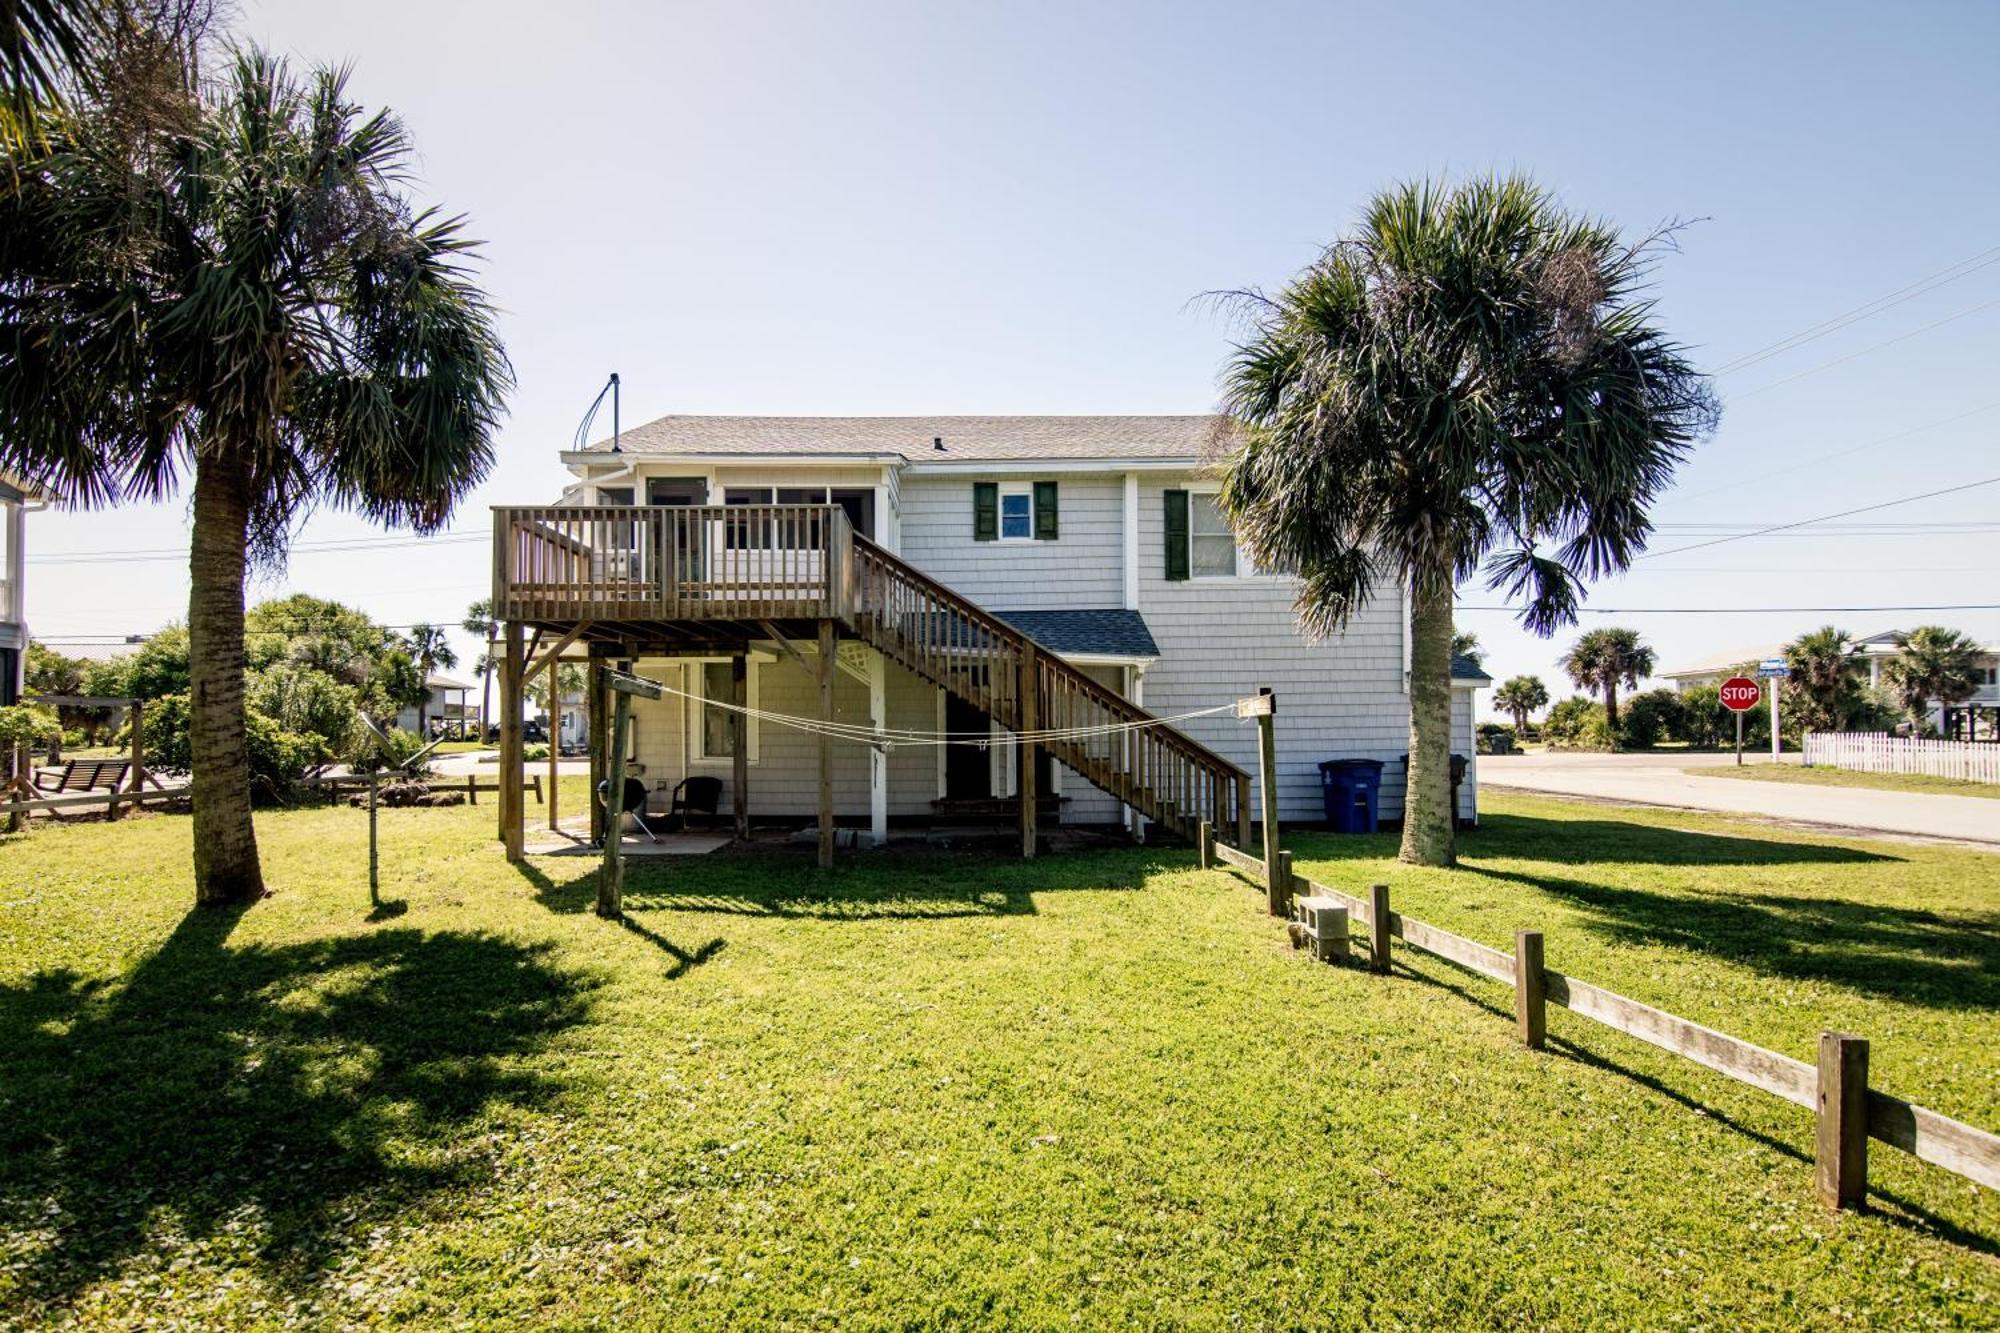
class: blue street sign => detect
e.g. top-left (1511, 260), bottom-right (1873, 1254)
top-left (1758, 657), bottom-right (1790, 679)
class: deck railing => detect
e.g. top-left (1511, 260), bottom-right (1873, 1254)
top-left (493, 504), bottom-right (854, 622)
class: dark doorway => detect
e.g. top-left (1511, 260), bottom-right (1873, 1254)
top-left (831, 487), bottom-right (875, 540)
top-left (944, 693), bottom-right (990, 800)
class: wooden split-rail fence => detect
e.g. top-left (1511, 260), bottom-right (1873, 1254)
top-left (1197, 822), bottom-right (2000, 1211)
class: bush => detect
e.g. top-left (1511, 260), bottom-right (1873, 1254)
top-left (1619, 688), bottom-right (1686, 748)
top-left (1475, 722), bottom-right (1517, 754)
top-left (348, 724), bottom-right (436, 778)
top-left (137, 694), bottom-right (327, 800)
top-left (1543, 696), bottom-right (1609, 748)
top-left (248, 662), bottom-right (359, 754)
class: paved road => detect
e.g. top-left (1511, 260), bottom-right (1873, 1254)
top-left (1478, 750), bottom-right (2000, 846)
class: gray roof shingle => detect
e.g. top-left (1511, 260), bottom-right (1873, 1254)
top-left (995, 609), bottom-right (1160, 659)
top-left (1451, 653), bottom-right (1491, 683)
top-left (576, 414), bottom-right (1221, 462)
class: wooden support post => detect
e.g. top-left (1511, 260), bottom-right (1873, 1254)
top-left (599, 687), bottom-right (631, 918)
top-left (1196, 819), bottom-right (1213, 869)
top-left (466, 773), bottom-right (477, 806)
top-left (1236, 772), bottom-right (1251, 851)
top-left (1816, 1032), bottom-right (1869, 1210)
top-left (1514, 930), bottom-right (1546, 1049)
top-left (367, 769), bottom-right (380, 907)
top-left (547, 656), bottom-right (561, 832)
top-left (867, 647), bottom-right (888, 847)
top-left (817, 619), bottom-right (836, 869)
top-left (1271, 849), bottom-right (1293, 918)
top-left (1255, 688), bottom-right (1281, 915)
top-left (1369, 882), bottom-right (1392, 974)
top-left (500, 621), bottom-right (525, 861)
top-left (5, 741), bottom-right (23, 834)
top-left (128, 697), bottom-right (146, 798)
top-left (1018, 642), bottom-right (1039, 860)
top-left (588, 659), bottom-right (607, 844)
top-left (731, 653), bottom-right (749, 840)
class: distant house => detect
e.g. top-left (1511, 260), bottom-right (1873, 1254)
top-left (395, 673), bottom-right (476, 737)
top-left (490, 413), bottom-right (1489, 849)
top-left (0, 471), bottom-right (53, 706)
top-left (1661, 631), bottom-right (2000, 738)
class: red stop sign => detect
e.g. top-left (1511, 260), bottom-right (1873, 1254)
top-left (1719, 676), bottom-right (1762, 711)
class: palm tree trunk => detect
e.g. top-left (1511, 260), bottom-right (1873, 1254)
top-left (1604, 683), bottom-right (1620, 731)
top-left (1399, 578), bottom-right (1457, 867)
top-left (188, 454), bottom-right (265, 905)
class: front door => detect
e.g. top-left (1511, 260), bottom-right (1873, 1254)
top-left (943, 693), bottom-right (990, 800)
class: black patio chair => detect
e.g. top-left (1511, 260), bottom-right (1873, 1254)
top-left (596, 775), bottom-right (661, 844)
top-left (667, 775), bottom-right (724, 833)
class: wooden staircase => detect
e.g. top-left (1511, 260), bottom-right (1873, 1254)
top-left (848, 536), bottom-right (1250, 842)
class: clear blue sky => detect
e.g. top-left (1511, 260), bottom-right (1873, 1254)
top-left (26, 0), bottom-right (2000, 711)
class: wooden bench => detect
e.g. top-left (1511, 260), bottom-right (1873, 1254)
top-left (35, 758), bottom-right (132, 795)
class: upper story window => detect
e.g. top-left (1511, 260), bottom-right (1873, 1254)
top-left (974, 481), bottom-right (1057, 542)
top-left (1164, 486), bottom-right (1280, 581)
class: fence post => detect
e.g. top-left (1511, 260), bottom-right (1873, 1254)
top-left (1368, 882), bottom-right (1392, 974)
top-left (1196, 819), bottom-right (1213, 870)
top-left (1514, 930), bottom-right (1546, 1049)
top-left (1255, 688), bottom-right (1283, 916)
top-left (1815, 1032), bottom-right (1869, 1210)
top-left (1270, 850), bottom-right (1293, 917)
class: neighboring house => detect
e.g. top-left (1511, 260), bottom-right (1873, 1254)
top-left (494, 414), bottom-right (1487, 847)
top-left (1661, 631), bottom-right (2000, 737)
top-left (0, 471), bottom-right (53, 706)
top-left (395, 673), bottom-right (476, 736)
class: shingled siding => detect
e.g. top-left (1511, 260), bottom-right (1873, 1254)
top-left (897, 474), bottom-right (1125, 609)
top-left (1135, 474), bottom-right (1418, 826)
top-left (624, 653), bottom-right (941, 820)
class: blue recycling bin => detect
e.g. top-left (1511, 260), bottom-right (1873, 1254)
top-left (1318, 758), bottom-right (1385, 833)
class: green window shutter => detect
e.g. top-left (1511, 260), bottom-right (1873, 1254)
top-left (973, 482), bottom-right (998, 542)
top-left (1164, 489), bottom-right (1190, 581)
top-left (1033, 481), bottom-right (1058, 541)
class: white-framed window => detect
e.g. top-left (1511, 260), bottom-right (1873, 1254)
top-left (998, 482), bottom-right (1035, 542)
top-left (1184, 485), bottom-right (1284, 579)
top-left (691, 659), bottom-right (759, 763)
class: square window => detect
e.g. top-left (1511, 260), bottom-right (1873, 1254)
top-left (693, 660), bottom-right (757, 762)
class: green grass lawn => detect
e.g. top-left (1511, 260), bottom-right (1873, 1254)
top-left (1692, 762), bottom-right (2000, 800)
top-left (1, 789), bottom-right (1995, 1328)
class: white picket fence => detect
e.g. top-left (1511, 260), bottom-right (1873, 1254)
top-left (1803, 732), bottom-right (2000, 784)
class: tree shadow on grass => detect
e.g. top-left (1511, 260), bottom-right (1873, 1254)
top-left (1294, 814), bottom-right (1992, 1010)
top-left (0, 907), bottom-right (597, 1315)
top-left (1388, 952), bottom-right (1999, 1258)
top-left (1292, 811), bottom-right (1901, 871)
top-left (513, 845), bottom-right (1185, 926)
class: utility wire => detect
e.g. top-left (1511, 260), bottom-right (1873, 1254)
top-left (1711, 243), bottom-right (2000, 375)
top-left (1634, 473), bottom-right (2000, 560)
top-left (1732, 296), bottom-right (2000, 399)
top-left (1667, 400), bottom-right (2000, 504)
top-left (1457, 603), bottom-right (2000, 615)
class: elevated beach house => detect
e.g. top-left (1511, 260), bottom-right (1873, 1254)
top-left (487, 415), bottom-right (1486, 860)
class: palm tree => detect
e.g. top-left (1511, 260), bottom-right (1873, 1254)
top-left (1450, 632), bottom-right (1485, 670)
top-left (0, 51), bottom-right (511, 905)
top-left (1215, 177), bottom-right (1714, 864)
top-left (1781, 626), bottom-right (1863, 734)
top-left (1492, 675), bottom-right (1549, 737)
top-left (1560, 628), bottom-right (1656, 731)
top-left (1885, 626), bottom-right (1982, 733)
top-left (463, 597), bottom-right (496, 739)
top-left (404, 623), bottom-right (458, 734)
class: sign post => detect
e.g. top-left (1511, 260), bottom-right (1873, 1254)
top-left (1719, 676), bottom-right (1762, 767)
top-left (1236, 689), bottom-right (1284, 917)
top-left (1758, 658), bottom-right (1790, 762)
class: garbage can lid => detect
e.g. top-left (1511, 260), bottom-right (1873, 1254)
top-left (1318, 758), bottom-right (1385, 774)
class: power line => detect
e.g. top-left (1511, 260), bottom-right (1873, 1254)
top-left (1635, 473), bottom-right (2000, 560)
top-left (1666, 400), bottom-right (2000, 504)
top-left (1732, 296), bottom-right (2000, 399)
top-left (1711, 243), bottom-right (2000, 375)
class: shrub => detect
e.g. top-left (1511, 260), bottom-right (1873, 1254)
top-left (1619, 688), bottom-right (1686, 748)
top-left (348, 724), bottom-right (435, 778)
top-left (137, 694), bottom-right (326, 800)
top-left (248, 662), bottom-right (359, 754)
top-left (1475, 722), bottom-right (1517, 754)
top-left (1543, 696), bottom-right (1609, 748)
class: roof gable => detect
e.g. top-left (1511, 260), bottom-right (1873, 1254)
top-left (573, 414), bottom-right (1222, 464)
